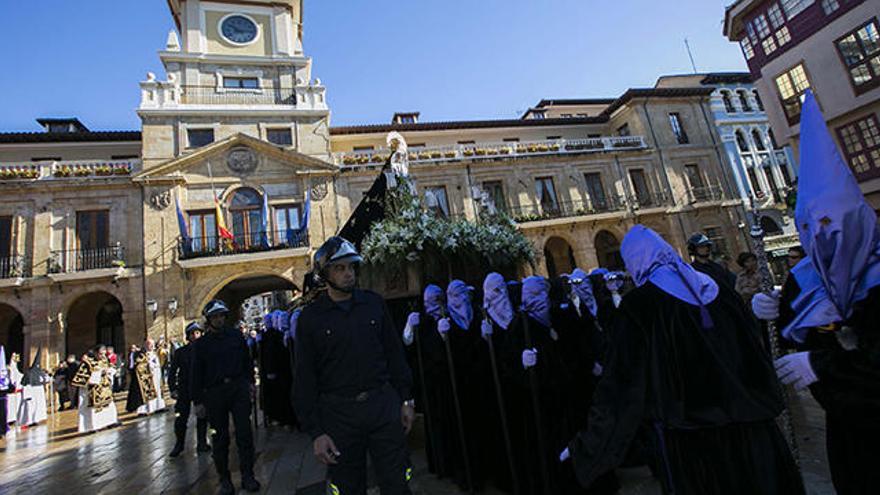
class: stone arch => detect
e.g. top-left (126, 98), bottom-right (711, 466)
top-left (65, 291), bottom-right (125, 359)
top-left (760, 216), bottom-right (783, 235)
top-left (198, 271), bottom-right (300, 322)
top-left (544, 236), bottom-right (576, 278)
top-left (0, 302), bottom-right (24, 362)
top-left (595, 230), bottom-right (624, 270)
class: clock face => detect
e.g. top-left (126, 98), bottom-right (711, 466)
top-left (221, 15), bottom-right (258, 44)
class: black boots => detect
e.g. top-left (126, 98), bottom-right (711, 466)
top-left (217, 476), bottom-right (235, 495)
top-left (241, 474), bottom-right (261, 493)
top-left (169, 442), bottom-right (185, 458)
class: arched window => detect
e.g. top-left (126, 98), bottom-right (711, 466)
top-left (768, 128), bottom-right (779, 149)
top-left (736, 130), bottom-right (751, 152)
top-left (738, 90), bottom-right (753, 112)
top-left (228, 187), bottom-right (264, 248)
top-left (752, 129), bottom-right (767, 151)
top-left (753, 90), bottom-right (765, 111)
top-left (722, 91), bottom-right (736, 114)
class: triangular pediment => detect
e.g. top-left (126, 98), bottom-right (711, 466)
top-left (133, 133), bottom-right (337, 182)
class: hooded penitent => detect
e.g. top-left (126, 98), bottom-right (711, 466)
top-left (521, 276), bottom-right (552, 328)
top-left (483, 273), bottom-right (514, 330)
top-left (423, 284), bottom-right (445, 320)
top-left (0, 345), bottom-right (8, 390)
top-left (783, 90), bottom-right (880, 342)
top-left (21, 347), bottom-right (49, 386)
top-left (446, 280), bottom-right (474, 330)
top-left (621, 225), bottom-right (719, 329)
top-left (567, 268), bottom-right (598, 317)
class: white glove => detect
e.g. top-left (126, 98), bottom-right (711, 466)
top-left (402, 324), bottom-right (414, 347)
top-left (522, 348), bottom-right (538, 369)
top-left (437, 318), bottom-right (451, 336)
top-left (481, 318), bottom-right (493, 341)
top-left (774, 352), bottom-right (818, 390)
top-left (752, 289), bottom-right (781, 320)
top-left (406, 312), bottom-right (420, 327)
top-left (559, 447), bottom-right (570, 462)
top-left (592, 362), bottom-right (603, 377)
top-left (611, 291), bottom-right (622, 309)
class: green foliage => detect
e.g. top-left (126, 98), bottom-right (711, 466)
top-left (361, 175), bottom-right (535, 270)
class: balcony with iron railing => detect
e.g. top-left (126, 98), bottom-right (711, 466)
top-left (0, 159), bottom-right (137, 183)
top-left (178, 85), bottom-right (297, 106)
top-left (0, 255), bottom-right (29, 279)
top-left (48, 244), bottom-right (125, 274)
top-left (334, 136), bottom-right (649, 168)
top-left (508, 196), bottom-right (628, 224)
top-left (686, 185), bottom-right (726, 203)
top-left (177, 229), bottom-right (309, 261)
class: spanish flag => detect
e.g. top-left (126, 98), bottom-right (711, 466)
top-left (215, 200), bottom-right (234, 241)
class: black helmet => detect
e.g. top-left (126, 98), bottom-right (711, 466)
top-left (686, 233), bottom-right (713, 254)
top-left (313, 236), bottom-right (363, 278)
top-left (202, 299), bottom-right (230, 318)
top-left (185, 322), bottom-right (203, 339)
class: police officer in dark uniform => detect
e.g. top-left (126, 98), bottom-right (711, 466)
top-left (191, 300), bottom-right (260, 494)
top-left (687, 232), bottom-right (737, 290)
top-left (294, 237), bottom-right (415, 494)
top-left (169, 322), bottom-right (210, 458)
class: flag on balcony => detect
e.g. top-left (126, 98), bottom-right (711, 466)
top-left (261, 190), bottom-right (271, 248)
top-left (215, 200), bottom-right (234, 243)
top-left (297, 188), bottom-right (310, 244)
top-left (175, 194), bottom-right (192, 256)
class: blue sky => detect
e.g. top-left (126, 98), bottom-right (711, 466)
top-left (0, 0), bottom-right (746, 132)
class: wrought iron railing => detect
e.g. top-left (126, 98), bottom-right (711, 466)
top-left (49, 244), bottom-right (125, 273)
top-left (0, 255), bottom-right (28, 279)
top-left (178, 229), bottom-right (309, 261)
top-left (179, 85), bottom-right (297, 106)
top-left (509, 196), bottom-right (627, 223)
top-left (629, 191), bottom-right (670, 210)
top-left (687, 185), bottom-right (725, 203)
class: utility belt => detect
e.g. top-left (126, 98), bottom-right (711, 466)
top-left (319, 382), bottom-right (391, 404)
top-left (206, 375), bottom-right (249, 390)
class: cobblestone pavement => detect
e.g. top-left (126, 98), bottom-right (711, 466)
top-left (0, 389), bottom-right (833, 494)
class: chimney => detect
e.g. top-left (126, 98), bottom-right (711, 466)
top-left (392, 112), bottom-right (420, 125)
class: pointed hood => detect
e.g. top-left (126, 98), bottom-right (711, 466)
top-left (483, 273), bottom-right (514, 330)
top-left (567, 268), bottom-right (598, 317)
top-left (447, 280), bottom-right (475, 330)
top-left (783, 90), bottom-right (880, 341)
top-left (621, 225), bottom-right (718, 329)
top-left (22, 347), bottom-right (48, 386)
top-left (522, 276), bottom-right (552, 328)
top-left (423, 284), bottom-right (445, 320)
top-left (0, 345), bottom-right (8, 390)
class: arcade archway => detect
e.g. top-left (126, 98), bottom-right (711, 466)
top-left (544, 236), bottom-right (576, 278)
top-left (0, 303), bottom-right (24, 361)
top-left (66, 291), bottom-right (124, 359)
top-left (202, 273), bottom-right (299, 326)
top-left (595, 230), bottom-right (624, 271)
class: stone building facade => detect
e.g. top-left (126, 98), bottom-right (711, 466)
top-left (0, 0), bottom-right (751, 368)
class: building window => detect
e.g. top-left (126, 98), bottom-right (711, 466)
top-left (188, 210), bottom-right (217, 253)
top-left (425, 186), bottom-right (450, 217)
top-left (228, 188), bottom-right (264, 248)
top-left (747, 167), bottom-right (764, 196)
top-left (769, 128), bottom-right (780, 149)
top-left (762, 35), bottom-right (779, 55)
top-left (722, 91), bottom-right (736, 113)
top-left (768, 3), bottom-right (785, 28)
top-left (617, 123), bottom-right (631, 137)
top-left (187, 128), bottom-right (214, 148)
top-left (775, 63), bottom-right (811, 124)
top-left (764, 165), bottom-right (782, 202)
top-left (223, 77), bottom-right (259, 89)
top-left (835, 19), bottom-right (880, 94)
top-left (754, 14), bottom-right (771, 39)
top-left (779, 159), bottom-right (793, 186)
top-left (353, 145), bottom-right (375, 151)
top-left (76, 210), bottom-right (110, 270)
top-left (0, 216), bottom-right (12, 261)
top-left (273, 204), bottom-right (302, 245)
top-left (821, 0), bottom-right (840, 14)
top-left (629, 169), bottom-right (653, 206)
top-left (781, 0), bottom-right (816, 19)
top-left (685, 164), bottom-right (707, 199)
top-left (482, 181), bottom-right (507, 214)
top-left (738, 90), bottom-right (753, 112)
top-left (560, 114), bottom-right (573, 118)
top-left (776, 26), bottom-right (792, 46)
top-left (534, 177), bottom-right (559, 213)
top-left (531, 111), bottom-right (546, 120)
top-left (752, 129), bottom-right (768, 151)
top-left (546, 136), bottom-right (562, 140)
top-left (736, 130), bottom-right (751, 152)
top-left (584, 173), bottom-right (609, 211)
top-left (503, 138), bottom-right (521, 143)
top-left (266, 128), bottom-right (292, 146)
top-left (742, 38), bottom-right (756, 60)
top-left (669, 113), bottom-right (689, 144)
top-left (754, 90), bottom-right (765, 111)
top-left (837, 115), bottom-right (880, 177)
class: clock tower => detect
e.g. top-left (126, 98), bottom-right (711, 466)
top-left (138, 0), bottom-right (330, 168)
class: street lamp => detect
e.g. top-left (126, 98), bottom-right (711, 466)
top-left (146, 299), bottom-right (158, 319)
top-left (167, 298), bottom-right (179, 317)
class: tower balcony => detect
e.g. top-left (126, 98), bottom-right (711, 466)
top-left (139, 77), bottom-right (327, 112)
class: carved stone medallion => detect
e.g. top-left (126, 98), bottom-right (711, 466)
top-left (149, 190), bottom-right (172, 210)
top-left (310, 178), bottom-right (329, 201)
top-left (226, 147), bottom-right (259, 175)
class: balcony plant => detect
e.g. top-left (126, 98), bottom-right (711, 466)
top-left (463, 148), bottom-right (475, 157)
top-left (343, 156), bottom-right (357, 165)
top-left (53, 166), bottom-right (72, 178)
top-left (96, 164), bottom-right (113, 176)
top-left (113, 163), bottom-right (132, 175)
top-left (73, 166), bottom-right (92, 177)
top-left (443, 150), bottom-right (457, 158)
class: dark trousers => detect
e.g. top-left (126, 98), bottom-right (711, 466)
top-left (322, 385), bottom-right (412, 495)
top-left (175, 397), bottom-right (208, 448)
top-left (827, 413), bottom-right (880, 494)
top-left (204, 380), bottom-right (255, 479)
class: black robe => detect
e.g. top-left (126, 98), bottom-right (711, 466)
top-left (777, 283), bottom-right (880, 494)
top-left (259, 328), bottom-right (297, 427)
top-left (569, 282), bottom-right (803, 495)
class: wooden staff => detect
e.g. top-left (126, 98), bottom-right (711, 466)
top-left (520, 312), bottom-right (552, 494)
top-left (482, 308), bottom-right (520, 495)
top-left (440, 307), bottom-right (474, 493)
top-left (409, 303), bottom-right (440, 474)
